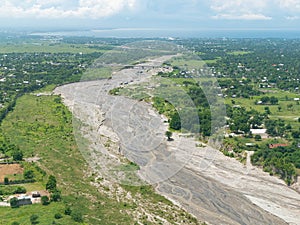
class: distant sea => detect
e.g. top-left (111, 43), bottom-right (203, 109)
top-left (30, 28), bottom-right (300, 39)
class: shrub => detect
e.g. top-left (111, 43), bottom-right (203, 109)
top-left (10, 197), bottom-right (19, 208)
top-left (12, 150), bottom-right (23, 161)
top-left (51, 191), bottom-right (62, 202)
top-left (13, 186), bottom-right (27, 194)
top-left (4, 177), bottom-right (9, 185)
top-left (24, 170), bottom-right (35, 179)
top-left (54, 213), bottom-right (62, 219)
top-left (11, 222), bottom-right (20, 225)
top-left (71, 211), bottom-right (83, 223)
top-left (254, 135), bottom-right (262, 141)
top-left (46, 175), bottom-right (57, 192)
top-left (64, 206), bottom-right (72, 215)
top-left (30, 214), bottom-right (39, 225)
top-left (41, 196), bottom-right (50, 205)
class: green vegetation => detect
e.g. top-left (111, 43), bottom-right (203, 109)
top-left (165, 131), bottom-right (173, 141)
top-left (251, 143), bottom-right (299, 184)
top-left (227, 51), bottom-right (252, 55)
top-left (0, 41), bottom-right (106, 54)
top-left (81, 67), bottom-right (112, 81)
top-left (0, 202), bottom-right (75, 224)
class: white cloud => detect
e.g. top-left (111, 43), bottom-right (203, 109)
top-left (210, 0), bottom-right (300, 20)
top-left (0, 0), bottom-right (137, 19)
top-left (279, 0), bottom-right (300, 11)
top-left (210, 0), bottom-right (269, 13)
top-left (286, 16), bottom-right (300, 20)
top-left (210, 0), bottom-right (272, 20)
top-left (212, 13), bottom-right (272, 20)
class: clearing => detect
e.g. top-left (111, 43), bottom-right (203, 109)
top-left (0, 164), bottom-right (23, 182)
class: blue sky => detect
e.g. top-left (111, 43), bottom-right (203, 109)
top-left (0, 0), bottom-right (299, 30)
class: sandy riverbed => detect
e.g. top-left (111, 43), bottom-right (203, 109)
top-left (54, 55), bottom-right (300, 225)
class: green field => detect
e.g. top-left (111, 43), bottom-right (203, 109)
top-left (227, 51), bottom-right (252, 55)
top-left (226, 90), bottom-right (300, 129)
top-left (167, 57), bottom-right (219, 68)
top-left (81, 67), bottom-right (112, 81)
top-left (0, 43), bottom-right (105, 54)
top-left (0, 202), bottom-right (75, 225)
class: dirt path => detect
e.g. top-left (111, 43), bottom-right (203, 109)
top-left (54, 55), bottom-right (300, 225)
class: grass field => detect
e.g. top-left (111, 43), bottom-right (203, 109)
top-left (227, 51), bottom-right (252, 55)
top-left (167, 57), bottom-right (219, 68)
top-left (226, 90), bottom-right (300, 129)
top-left (0, 43), bottom-right (106, 54)
top-left (81, 67), bottom-right (112, 81)
top-left (0, 202), bottom-right (75, 225)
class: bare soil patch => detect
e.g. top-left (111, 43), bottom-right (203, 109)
top-left (0, 164), bottom-right (23, 182)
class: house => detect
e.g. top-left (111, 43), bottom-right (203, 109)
top-left (246, 143), bottom-right (256, 147)
top-left (11, 195), bottom-right (32, 207)
top-left (250, 129), bottom-right (267, 135)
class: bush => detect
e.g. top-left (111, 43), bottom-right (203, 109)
top-left (254, 135), bottom-right (262, 141)
top-left (54, 213), bottom-right (62, 219)
top-left (12, 150), bottom-right (23, 161)
top-left (10, 197), bottom-right (19, 208)
top-left (11, 222), bottom-right (20, 225)
top-left (13, 186), bottom-right (27, 194)
top-left (30, 214), bottom-right (39, 225)
top-left (71, 211), bottom-right (83, 223)
top-left (46, 175), bottom-right (57, 192)
top-left (4, 177), bottom-right (9, 185)
top-left (24, 170), bottom-right (35, 179)
top-left (51, 191), bottom-right (62, 202)
top-left (41, 196), bottom-right (50, 205)
top-left (64, 206), bottom-right (72, 215)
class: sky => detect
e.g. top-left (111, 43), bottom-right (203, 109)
top-left (0, 0), bottom-right (299, 31)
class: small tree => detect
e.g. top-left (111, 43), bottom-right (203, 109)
top-left (12, 149), bottom-right (23, 161)
top-left (287, 103), bottom-right (294, 111)
top-left (64, 206), bottom-right (72, 215)
top-left (11, 222), bottom-right (20, 225)
top-left (13, 186), bottom-right (27, 194)
top-left (51, 191), bottom-right (62, 202)
top-left (254, 135), bottom-right (262, 141)
top-left (24, 170), bottom-right (34, 179)
top-left (41, 196), bottom-right (50, 205)
top-left (10, 197), bottom-right (19, 208)
top-left (270, 96), bottom-right (278, 105)
top-left (4, 177), bottom-right (9, 185)
top-left (46, 175), bottom-right (57, 192)
top-left (71, 211), bottom-right (83, 223)
top-left (165, 131), bottom-right (173, 141)
top-left (30, 214), bottom-right (39, 225)
top-left (278, 106), bottom-right (282, 112)
top-left (264, 106), bottom-right (271, 115)
top-left (54, 213), bottom-right (62, 219)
